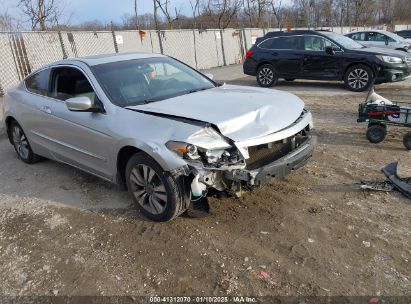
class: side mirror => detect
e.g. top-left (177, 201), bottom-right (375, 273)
top-left (66, 96), bottom-right (99, 112)
top-left (205, 73), bottom-right (214, 80)
top-left (325, 46), bottom-right (335, 55)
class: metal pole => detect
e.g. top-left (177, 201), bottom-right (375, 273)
top-left (111, 22), bottom-right (119, 53)
top-left (157, 30), bottom-right (164, 54)
top-left (58, 31), bottom-right (68, 59)
top-left (220, 29), bottom-right (227, 66)
top-left (192, 29), bottom-right (198, 69)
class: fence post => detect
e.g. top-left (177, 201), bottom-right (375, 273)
top-left (238, 30), bottom-right (245, 60)
top-left (58, 31), bottom-right (68, 59)
top-left (242, 29), bottom-right (248, 51)
top-left (220, 29), bottom-right (227, 66)
top-left (157, 30), bottom-right (164, 54)
top-left (192, 29), bottom-right (198, 69)
top-left (111, 30), bottom-right (119, 53)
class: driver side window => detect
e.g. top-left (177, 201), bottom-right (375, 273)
top-left (50, 67), bottom-right (96, 102)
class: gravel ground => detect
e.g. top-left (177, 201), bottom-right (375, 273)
top-left (0, 66), bottom-right (410, 297)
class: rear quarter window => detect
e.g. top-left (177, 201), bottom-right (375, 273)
top-left (25, 69), bottom-right (51, 96)
top-left (258, 36), bottom-right (301, 50)
top-left (258, 38), bottom-right (276, 49)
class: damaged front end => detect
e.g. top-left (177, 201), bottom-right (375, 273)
top-left (167, 110), bottom-right (316, 200)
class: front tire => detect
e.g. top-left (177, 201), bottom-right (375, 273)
top-left (125, 153), bottom-right (187, 222)
top-left (344, 64), bottom-right (373, 92)
top-left (256, 64), bottom-right (277, 87)
top-left (9, 121), bottom-right (41, 164)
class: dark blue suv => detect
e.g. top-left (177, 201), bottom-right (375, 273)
top-left (243, 30), bottom-right (411, 92)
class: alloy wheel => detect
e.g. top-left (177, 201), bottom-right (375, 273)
top-left (258, 67), bottom-right (274, 85)
top-left (12, 125), bottom-right (29, 160)
top-left (347, 68), bottom-right (369, 90)
top-left (129, 164), bottom-right (167, 215)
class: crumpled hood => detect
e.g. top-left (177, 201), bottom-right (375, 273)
top-left (128, 84), bottom-right (304, 142)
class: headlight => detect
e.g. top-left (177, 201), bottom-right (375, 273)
top-left (166, 141), bottom-right (200, 160)
top-left (166, 141), bottom-right (242, 166)
top-left (376, 55), bottom-right (403, 63)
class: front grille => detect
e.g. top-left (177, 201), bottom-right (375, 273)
top-left (245, 135), bottom-right (309, 170)
top-left (406, 57), bottom-right (411, 67)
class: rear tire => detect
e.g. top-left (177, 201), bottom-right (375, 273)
top-left (366, 124), bottom-right (387, 143)
top-left (125, 153), bottom-right (188, 222)
top-left (256, 64), bottom-right (277, 87)
top-left (344, 64), bottom-right (373, 92)
top-left (403, 132), bottom-right (411, 150)
top-left (9, 121), bottom-right (41, 164)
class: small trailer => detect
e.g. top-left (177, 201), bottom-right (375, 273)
top-left (357, 85), bottom-right (411, 150)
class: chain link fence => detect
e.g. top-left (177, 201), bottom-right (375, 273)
top-left (1, 24), bottom-right (411, 96)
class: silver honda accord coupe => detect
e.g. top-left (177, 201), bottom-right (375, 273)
top-left (3, 53), bottom-right (316, 221)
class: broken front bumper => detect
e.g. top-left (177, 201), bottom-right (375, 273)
top-left (225, 135), bottom-right (317, 186)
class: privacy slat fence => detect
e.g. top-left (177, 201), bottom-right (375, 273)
top-left (0, 24), bottom-right (410, 96)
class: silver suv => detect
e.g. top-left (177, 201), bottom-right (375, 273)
top-left (345, 30), bottom-right (411, 52)
top-left (3, 53), bottom-right (315, 221)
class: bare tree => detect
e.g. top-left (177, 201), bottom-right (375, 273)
top-left (189, 0), bottom-right (201, 28)
top-left (267, 0), bottom-right (283, 28)
top-left (243, 0), bottom-right (268, 27)
top-left (18, 0), bottom-right (67, 30)
top-left (154, 0), bottom-right (181, 29)
top-left (134, 0), bottom-right (140, 30)
top-left (0, 9), bottom-right (22, 31)
top-left (204, 0), bottom-right (242, 29)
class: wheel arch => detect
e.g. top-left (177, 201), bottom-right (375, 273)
top-left (342, 62), bottom-right (375, 81)
top-left (256, 61), bottom-right (274, 71)
top-left (116, 145), bottom-right (143, 190)
top-left (5, 116), bottom-right (17, 144)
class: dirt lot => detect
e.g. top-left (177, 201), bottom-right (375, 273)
top-left (0, 66), bottom-right (410, 297)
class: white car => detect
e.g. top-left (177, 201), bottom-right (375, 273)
top-left (345, 30), bottom-right (411, 52)
top-left (3, 53), bottom-right (315, 221)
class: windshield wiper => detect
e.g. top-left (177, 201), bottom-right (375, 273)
top-left (187, 87), bottom-right (211, 94)
top-left (142, 99), bottom-right (161, 104)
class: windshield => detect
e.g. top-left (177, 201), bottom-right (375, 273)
top-left (91, 57), bottom-right (215, 107)
top-left (322, 31), bottom-right (365, 49)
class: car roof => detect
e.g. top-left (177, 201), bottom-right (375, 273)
top-left (348, 29), bottom-right (386, 33)
top-left (52, 52), bottom-right (166, 67)
top-left (264, 30), bottom-right (326, 37)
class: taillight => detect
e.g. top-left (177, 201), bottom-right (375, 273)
top-left (245, 50), bottom-right (253, 59)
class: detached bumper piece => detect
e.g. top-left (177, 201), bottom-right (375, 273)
top-left (382, 162), bottom-right (411, 199)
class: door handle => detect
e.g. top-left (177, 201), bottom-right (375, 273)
top-left (42, 106), bottom-right (52, 114)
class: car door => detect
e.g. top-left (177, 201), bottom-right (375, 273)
top-left (21, 68), bottom-right (58, 158)
top-left (301, 35), bottom-right (342, 79)
top-left (257, 36), bottom-right (304, 77)
top-left (35, 66), bottom-right (114, 180)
